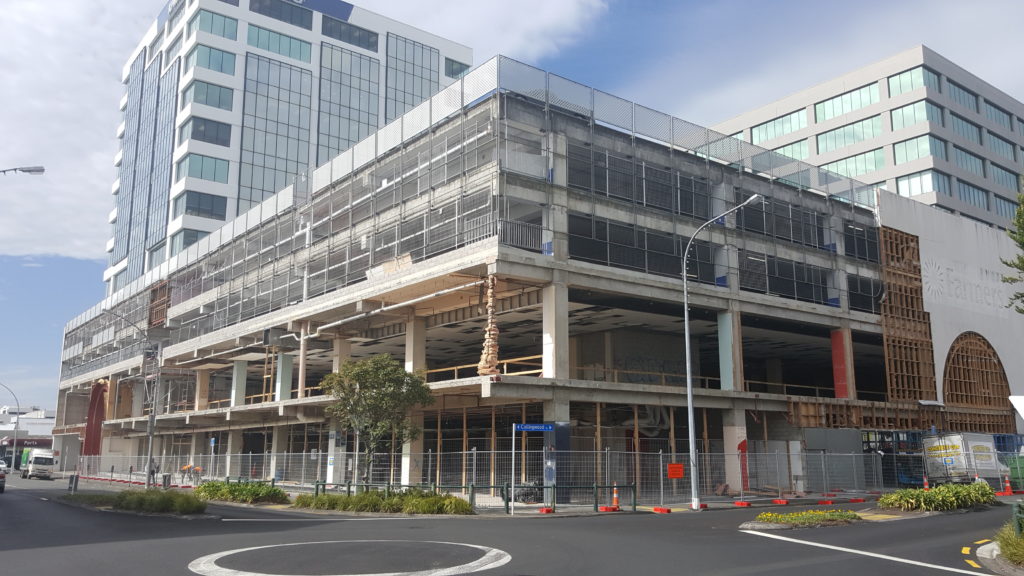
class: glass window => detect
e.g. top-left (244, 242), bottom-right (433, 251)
top-left (322, 15), bottom-right (378, 52)
top-left (179, 117), bottom-right (232, 147)
top-left (949, 113), bottom-right (981, 144)
top-left (248, 0), bottom-right (312, 30)
top-left (814, 83), bottom-right (879, 122)
top-left (947, 80), bottom-right (979, 112)
top-left (985, 101), bottom-right (1012, 130)
top-left (170, 228), bottom-right (210, 255)
top-left (957, 180), bottom-right (988, 209)
top-left (773, 139), bottom-right (808, 160)
top-left (445, 58), bottom-right (470, 79)
top-left (897, 170), bottom-right (951, 197)
top-left (247, 24), bottom-right (311, 63)
top-left (990, 163), bottom-right (1019, 192)
top-left (953, 146), bottom-right (984, 177)
top-left (893, 134), bottom-right (946, 164)
top-left (172, 190), bottom-right (228, 220)
top-left (994, 195), bottom-right (1019, 219)
top-left (188, 9), bottom-right (238, 40)
top-left (750, 109), bottom-right (807, 145)
top-left (816, 115), bottom-right (882, 154)
top-left (181, 80), bottom-right (233, 111)
top-left (185, 44), bottom-right (235, 75)
top-left (890, 100), bottom-right (943, 130)
top-left (988, 131), bottom-right (1016, 162)
top-left (820, 148), bottom-right (885, 178)
top-left (166, 33), bottom-right (183, 62)
top-left (176, 153), bottom-right (230, 183)
top-left (887, 66), bottom-right (940, 96)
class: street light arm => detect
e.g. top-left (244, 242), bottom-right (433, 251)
top-left (0, 166), bottom-right (45, 175)
top-left (682, 194), bottom-right (762, 270)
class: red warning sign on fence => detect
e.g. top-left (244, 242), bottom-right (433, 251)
top-left (667, 463), bottom-right (685, 479)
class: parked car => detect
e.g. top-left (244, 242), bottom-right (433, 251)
top-left (0, 468), bottom-right (6, 493)
top-left (0, 458), bottom-right (9, 474)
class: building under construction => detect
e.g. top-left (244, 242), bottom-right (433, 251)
top-left (56, 56), bottom-right (1024, 493)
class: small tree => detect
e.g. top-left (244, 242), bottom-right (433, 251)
top-left (1003, 192), bottom-right (1024, 313)
top-left (320, 354), bottom-right (433, 484)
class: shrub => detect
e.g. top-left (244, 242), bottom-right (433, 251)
top-left (106, 489), bottom-right (207, 514)
top-left (997, 523), bottom-right (1024, 565)
top-left (877, 482), bottom-right (995, 512)
top-left (755, 509), bottom-right (860, 526)
top-left (194, 481), bottom-right (290, 504)
top-left (292, 489), bottom-right (473, 515)
top-left (62, 493), bottom-right (119, 507)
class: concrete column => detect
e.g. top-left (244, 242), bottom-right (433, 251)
top-left (722, 408), bottom-right (748, 493)
top-left (542, 279), bottom-right (570, 379)
top-left (401, 412), bottom-right (425, 485)
top-left (190, 433), bottom-right (202, 466)
top-left (225, 429), bottom-right (242, 477)
top-left (831, 325), bottom-right (857, 399)
top-left (405, 315), bottom-right (427, 373)
top-left (270, 425), bottom-right (286, 481)
top-left (195, 370), bottom-right (210, 411)
top-left (297, 322), bottom-right (309, 398)
top-left (543, 392), bottom-right (570, 422)
top-left (276, 353), bottom-right (293, 401)
top-left (332, 337), bottom-right (351, 372)
top-left (103, 378), bottom-right (116, 423)
top-left (717, 309), bottom-right (744, 391)
top-left (133, 380), bottom-right (146, 417)
top-left (230, 361), bottom-right (247, 407)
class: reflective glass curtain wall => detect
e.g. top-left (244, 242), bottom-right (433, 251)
top-left (385, 33), bottom-right (439, 123)
top-left (317, 42), bottom-right (379, 166)
top-left (111, 53), bottom-right (147, 269)
top-left (146, 58), bottom-right (181, 270)
top-left (239, 53), bottom-right (312, 213)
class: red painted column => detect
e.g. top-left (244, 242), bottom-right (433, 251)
top-left (831, 327), bottom-right (856, 399)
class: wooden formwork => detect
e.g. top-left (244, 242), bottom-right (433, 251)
top-left (878, 227), bottom-right (936, 402)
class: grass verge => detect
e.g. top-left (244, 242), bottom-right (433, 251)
top-left (996, 523), bottom-right (1024, 565)
top-left (293, 488), bottom-right (474, 515)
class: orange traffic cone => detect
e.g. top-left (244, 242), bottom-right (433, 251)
top-left (1005, 475), bottom-right (1013, 494)
top-left (923, 475), bottom-right (930, 491)
top-left (612, 481), bottom-right (620, 508)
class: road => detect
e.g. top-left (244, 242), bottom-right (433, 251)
top-left (0, 476), bottom-right (1012, 575)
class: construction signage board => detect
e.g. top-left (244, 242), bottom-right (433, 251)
top-left (667, 463), bottom-right (685, 479)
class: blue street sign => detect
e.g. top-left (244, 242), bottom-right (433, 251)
top-left (210, 437), bottom-right (216, 447)
top-left (514, 423), bottom-right (553, 432)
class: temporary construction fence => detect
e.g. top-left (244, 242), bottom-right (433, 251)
top-left (76, 448), bottom-right (1001, 508)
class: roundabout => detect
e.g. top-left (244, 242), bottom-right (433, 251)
top-left (188, 540), bottom-right (512, 576)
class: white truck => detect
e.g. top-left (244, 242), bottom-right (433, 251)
top-left (21, 448), bottom-right (56, 480)
top-left (922, 433), bottom-right (1007, 486)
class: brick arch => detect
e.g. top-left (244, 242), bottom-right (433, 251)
top-left (942, 332), bottom-right (1014, 432)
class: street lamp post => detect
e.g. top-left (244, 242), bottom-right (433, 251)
top-left (103, 309), bottom-right (159, 489)
top-left (0, 382), bottom-right (21, 473)
top-left (682, 193), bottom-right (762, 510)
top-left (0, 166), bottom-right (45, 176)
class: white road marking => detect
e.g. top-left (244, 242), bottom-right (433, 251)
top-left (221, 517), bottom-right (422, 522)
top-left (188, 539), bottom-right (512, 576)
top-left (741, 530), bottom-right (985, 574)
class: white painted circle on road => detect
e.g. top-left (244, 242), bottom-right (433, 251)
top-left (188, 539), bottom-right (512, 576)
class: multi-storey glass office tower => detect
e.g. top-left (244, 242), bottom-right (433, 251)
top-left (714, 45), bottom-right (1023, 230)
top-left (108, 0), bottom-right (471, 294)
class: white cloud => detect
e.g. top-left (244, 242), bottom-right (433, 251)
top-left (356, 0), bottom-right (608, 63)
top-left (1, 1), bottom-right (156, 260)
top-left (612, 0), bottom-right (1024, 127)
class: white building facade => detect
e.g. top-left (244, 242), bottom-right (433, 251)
top-left (714, 45), bottom-right (1023, 230)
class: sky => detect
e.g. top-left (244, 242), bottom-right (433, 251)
top-left (1, 0), bottom-right (1023, 410)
